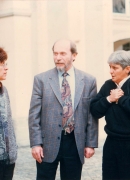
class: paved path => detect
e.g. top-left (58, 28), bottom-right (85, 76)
top-left (13, 139), bottom-right (104, 180)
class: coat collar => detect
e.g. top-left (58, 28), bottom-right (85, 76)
top-left (49, 68), bottom-right (63, 106)
top-left (49, 67), bottom-right (84, 110)
top-left (74, 68), bottom-right (84, 111)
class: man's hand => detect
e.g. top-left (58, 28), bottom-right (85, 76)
top-left (32, 146), bottom-right (44, 163)
top-left (84, 147), bottom-right (95, 158)
top-left (108, 89), bottom-right (124, 103)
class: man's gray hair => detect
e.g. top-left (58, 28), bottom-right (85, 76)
top-left (52, 39), bottom-right (78, 54)
top-left (108, 50), bottom-right (130, 69)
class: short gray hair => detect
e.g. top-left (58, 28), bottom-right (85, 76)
top-left (107, 50), bottom-right (130, 69)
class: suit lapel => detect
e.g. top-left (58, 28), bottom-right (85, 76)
top-left (48, 68), bottom-right (84, 109)
top-left (74, 68), bottom-right (84, 111)
top-left (49, 68), bottom-right (63, 106)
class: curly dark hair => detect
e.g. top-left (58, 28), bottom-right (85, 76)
top-left (0, 47), bottom-right (8, 63)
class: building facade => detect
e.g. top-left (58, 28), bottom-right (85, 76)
top-left (0, 0), bottom-right (130, 146)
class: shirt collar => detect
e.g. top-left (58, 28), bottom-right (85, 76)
top-left (116, 75), bottom-right (130, 88)
top-left (57, 66), bottom-right (74, 77)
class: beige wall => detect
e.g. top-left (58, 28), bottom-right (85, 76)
top-left (0, 0), bottom-right (128, 146)
top-left (113, 10), bottom-right (130, 43)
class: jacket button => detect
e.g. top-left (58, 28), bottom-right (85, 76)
top-left (58, 137), bottom-right (60, 140)
top-left (59, 124), bottom-right (61, 127)
top-left (60, 113), bottom-right (62, 115)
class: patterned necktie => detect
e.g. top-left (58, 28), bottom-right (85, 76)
top-left (61, 72), bottom-right (74, 134)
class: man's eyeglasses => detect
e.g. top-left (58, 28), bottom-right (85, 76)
top-left (0, 63), bottom-right (7, 68)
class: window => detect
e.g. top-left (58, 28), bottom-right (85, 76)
top-left (123, 43), bottom-right (130, 50)
top-left (113, 0), bottom-right (126, 13)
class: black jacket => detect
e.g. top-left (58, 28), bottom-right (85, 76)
top-left (90, 78), bottom-right (130, 139)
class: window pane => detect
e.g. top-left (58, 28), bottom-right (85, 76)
top-left (123, 43), bottom-right (130, 51)
top-left (113, 0), bottom-right (126, 13)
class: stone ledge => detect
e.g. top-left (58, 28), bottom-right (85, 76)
top-left (0, 8), bottom-right (31, 18)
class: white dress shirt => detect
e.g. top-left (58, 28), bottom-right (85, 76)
top-left (116, 75), bottom-right (130, 88)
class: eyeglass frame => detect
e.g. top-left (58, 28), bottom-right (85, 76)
top-left (0, 62), bottom-right (8, 68)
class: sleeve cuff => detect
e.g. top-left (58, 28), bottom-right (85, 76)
top-left (32, 145), bottom-right (41, 148)
top-left (106, 96), bottom-right (112, 103)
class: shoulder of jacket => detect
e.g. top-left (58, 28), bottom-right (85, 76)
top-left (75, 68), bottom-right (96, 80)
top-left (34, 68), bottom-right (55, 79)
top-left (104, 79), bottom-right (113, 84)
top-left (3, 86), bottom-right (8, 93)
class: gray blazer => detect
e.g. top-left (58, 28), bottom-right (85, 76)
top-left (28, 67), bottom-right (98, 164)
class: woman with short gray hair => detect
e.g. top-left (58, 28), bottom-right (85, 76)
top-left (90, 50), bottom-right (130, 180)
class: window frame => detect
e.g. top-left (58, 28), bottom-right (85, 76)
top-left (113, 0), bottom-right (130, 19)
